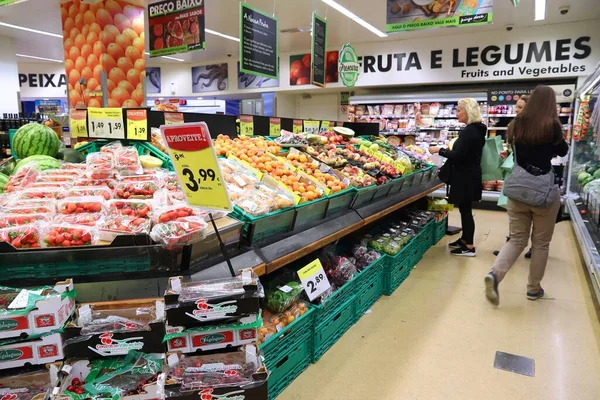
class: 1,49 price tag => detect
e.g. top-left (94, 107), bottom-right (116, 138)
top-left (126, 109), bottom-right (148, 140)
top-left (87, 107), bottom-right (125, 139)
top-left (297, 259), bottom-right (331, 301)
top-left (160, 122), bottom-right (232, 211)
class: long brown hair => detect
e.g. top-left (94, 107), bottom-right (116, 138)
top-left (508, 85), bottom-right (559, 145)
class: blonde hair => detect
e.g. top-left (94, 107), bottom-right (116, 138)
top-left (458, 98), bottom-right (482, 124)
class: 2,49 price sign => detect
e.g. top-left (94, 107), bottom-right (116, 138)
top-left (160, 122), bottom-right (232, 211)
top-left (297, 259), bottom-right (331, 301)
top-left (87, 107), bottom-right (125, 139)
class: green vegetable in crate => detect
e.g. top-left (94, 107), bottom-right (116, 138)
top-left (0, 172), bottom-right (8, 193)
top-left (383, 238), bottom-right (402, 255)
top-left (369, 238), bottom-right (386, 252)
top-left (14, 155), bottom-right (60, 174)
top-left (266, 281), bottom-right (304, 313)
top-left (12, 123), bottom-right (61, 159)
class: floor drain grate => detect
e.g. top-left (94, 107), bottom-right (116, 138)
top-left (494, 351), bottom-right (535, 377)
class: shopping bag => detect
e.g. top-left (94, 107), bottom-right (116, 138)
top-left (501, 153), bottom-right (514, 176)
top-left (481, 136), bottom-right (504, 181)
top-left (497, 189), bottom-right (509, 209)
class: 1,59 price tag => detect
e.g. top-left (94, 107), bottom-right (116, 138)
top-left (160, 122), bottom-right (232, 211)
top-left (87, 107), bottom-right (125, 139)
top-left (297, 259), bottom-right (331, 301)
top-left (69, 109), bottom-right (88, 138)
top-left (126, 109), bottom-right (148, 140)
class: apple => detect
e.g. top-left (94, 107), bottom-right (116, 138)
top-left (302, 54), bottom-right (311, 68)
top-left (290, 60), bottom-right (308, 84)
top-left (297, 76), bottom-right (310, 85)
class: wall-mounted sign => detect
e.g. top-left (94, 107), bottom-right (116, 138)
top-left (146, 67), bottom-right (161, 94)
top-left (192, 64), bottom-right (228, 92)
top-left (148, 0), bottom-right (205, 57)
top-left (240, 3), bottom-right (278, 79)
top-left (311, 13), bottom-right (327, 88)
top-left (17, 65), bottom-right (67, 99)
top-left (339, 43), bottom-right (359, 88)
top-left (237, 61), bottom-right (280, 89)
top-left (386, 0), bottom-right (493, 33)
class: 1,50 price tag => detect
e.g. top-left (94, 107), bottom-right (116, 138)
top-left (126, 109), bottom-right (148, 140)
top-left (297, 259), bottom-right (331, 301)
top-left (160, 122), bottom-right (232, 211)
top-left (87, 107), bottom-right (125, 139)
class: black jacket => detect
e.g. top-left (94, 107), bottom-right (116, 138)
top-left (439, 122), bottom-right (487, 205)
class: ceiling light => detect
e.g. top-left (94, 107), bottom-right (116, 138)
top-left (16, 53), bottom-right (63, 62)
top-left (0, 22), bottom-right (62, 38)
top-left (197, 97), bottom-right (203, 100)
top-left (321, 0), bottom-right (387, 37)
top-left (534, 0), bottom-right (546, 20)
top-left (144, 52), bottom-right (185, 62)
top-left (206, 29), bottom-right (240, 42)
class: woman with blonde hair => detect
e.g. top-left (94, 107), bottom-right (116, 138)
top-left (431, 98), bottom-right (487, 256)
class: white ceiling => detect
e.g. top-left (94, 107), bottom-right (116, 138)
top-left (1, 0), bottom-right (600, 64)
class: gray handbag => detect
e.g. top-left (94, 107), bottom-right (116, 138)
top-left (503, 145), bottom-right (558, 207)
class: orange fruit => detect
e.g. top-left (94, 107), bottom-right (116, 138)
top-left (114, 13), bottom-right (131, 32)
top-left (69, 28), bottom-right (80, 40)
top-left (124, 46), bottom-right (141, 63)
top-left (96, 9), bottom-right (113, 28)
top-left (105, 0), bottom-right (122, 17)
top-left (99, 31), bottom-right (113, 47)
top-left (117, 56), bottom-right (133, 72)
top-left (68, 4), bottom-right (78, 19)
top-left (111, 87), bottom-right (129, 105)
top-left (118, 80), bottom-right (135, 93)
top-left (81, 25), bottom-right (89, 38)
top-left (106, 79), bottom-right (116, 94)
top-left (65, 59), bottom-right (75, 75)
top-left (83, 9), bottom-right (96, 25)
top-left (69, 69), bottom-right (81, 86)
top-left (74, 33), bottom-right (86, 49)
top-left (69, 89), bottom-right (82, 107)
top-left (132, 37), bottom-right (144, 53)
top-left (93, 64), bottom-right (103, 82)
top-left (61, 7), bottom-right (68, 24)
top-left (133, 57), bottom-right (145, 72)
top-left (64, 37), bottom-right (73, 51)
top-left (123, 5), bottom-right (140, 21)
top-left (88, 98), bottom-right (102, 108)
top-left (89, 22), bottom-right (101, 36)
top-left (107, 42), bottom-right (124, 60)
top-left (100, 53), bottom-right (117, 71)
top-left (90, 2), bottom-right (102, 14)
top-left (86, 31), bottom-right (98, 46)
top-left (108, 67), bottom-right (126, 82)
top-left (87, 54), bottom-right (99, 69)
top-left (122, 99), bottom-right (139, 108)
top-left (131, 18), bottom-right (144, 36)
top-left (104, 25), bottom-right (120, 39)
top-left (81, 66), bottom-right (93, 82)
top-left (68, 47), bottom-right (81, 62)
top-left (107, 98), bottom-right (120, 107)
top-left (115, 33), bottom-right (131, 49)
top-left (132, 88), bottom-right (144, 105)
top-left (122, 28), bottom-right (138, 41)
top-left (139, 31), bottom-right (144, 42)
top-left (86, 77), bottom-right (99, 91)
top-left (140, 70), bottom-right (145, 79)
top-left (63, 17), bottom-right (74, 33)
top-left (80, 43), bottom-right (92, 59)
top-left (126, 68), bottom-right (140, 87)
top-left (74, 13), bottom-right (84, 31)
top-left (93, 40), bottom-right (105, 58)
top-left (79, 2), bottom-right (88, 14)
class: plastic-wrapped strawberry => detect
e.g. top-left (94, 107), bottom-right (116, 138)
top-left (3, 166), bottom-right (38, 192)
top-left (115, 181), bottom-right (158, 199)
top-left (44, 224), bottom-right (97, 247)
top-left (73, 178), bottom-right (117, 190)
top-left (150, 216), bottom-right (208, 249)
top-left (67, 186), bottom-right (113, 200)
top-left (108, 199), bottom-right (152, 218)
top-left (4, 199), bottom-right (56, 214)
top-left (153, 205), bottom-right (195, 224)
top-left (53, 213), bottom-right (103, 226)
top-left (58, 196), bottom-right (107, 214)
top-left (0, 225), bottom-right (40, 249)
top-left (115, 147), bottom-right (143, 176)
top-left (16, 187), bottom-right (66, 200)
top-left (98, 216), bottom-right (151, 241)
top-left (161, 173), bottom-right (181, 191)
top-left (0, 213), bottom-right (49, 228)
top-left (86, 152), bottom-right (115, 180)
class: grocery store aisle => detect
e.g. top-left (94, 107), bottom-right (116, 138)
top-left (280, 210), bottom-right (600, 400)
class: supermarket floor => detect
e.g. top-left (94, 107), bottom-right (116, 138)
top-left (280, 209), bottom-right (600, 400)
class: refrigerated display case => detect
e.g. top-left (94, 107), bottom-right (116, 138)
top-left (566, 63), bottom-right (600, 303)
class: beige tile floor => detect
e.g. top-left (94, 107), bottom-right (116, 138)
top-left (280, 209), bottom-right (600, 400)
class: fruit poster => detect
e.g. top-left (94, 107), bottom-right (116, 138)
top-left (148, 0), bottom-right (205, 57)
top-left (311, 13), bottom-right (327, 87)
top-left (237, 62), bottom-right (279, 89)
top-left (240, 3), bottom-right (278, 79)
top-left (191, 64), bottom-right (228, 92)
top-left (386, 0), bottom-right (493, 33)
top-left (61, 0), bottom-right (146, 108)
top-left (146, 67), bottom-right (161, 93)
top-left (289, 51), bottom-right (338, 86)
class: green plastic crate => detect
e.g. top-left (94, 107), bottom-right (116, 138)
top-left (260, 306), bottom-right (314, 362)
top-left (372, 182), bottom-right (393, 201)
top-left (421, 165), bottom-right (435, 183)
top-left (74, 140), bottom-right (108, 157)
top-left (415, 220), bottom-right (435, 256)
top-left (355, 263), bottom-right (384, 318)
top-left (312, 298), bottom-right (356, 362)
top-left (433, 217), bottom-right (447, 245)
top-left (313, 274), bottom-right (357, 327)
top-left (133, 142), bottom-right (174, 171)
top-left (232, 206), bottom-right (295, 245)
top-left (266, 342), bottom-right (311, 400)
top-left (351, 185), bottom-right (377, 209)
top-left (387, 176), bottom-right (405, 195)
top-left (382, 240), bottom-right (421, 296)
top-left (402, 172), bottom-right (416, 189)
top-left (325, 188), bottom-right (356, 217)
top-left (293, 197), bottom-right (329, 231)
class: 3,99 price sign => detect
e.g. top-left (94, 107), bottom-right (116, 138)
top-left (160, 122), bottom-right (232, 211)
top-left (297, 259), bottom-right (331, 301)
top-left (87, 107), bottom-right (125, 139)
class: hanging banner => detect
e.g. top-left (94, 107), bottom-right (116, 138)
top-left (148, 0), bottom-right (205, 57)
top-left (240, 3), bottom-right (278, 79)
top-left (290, 51), bottom-right (338, 86)
top-left (386, 0), bottom-right (493, 33)
top-left (339, 43), bottom-right (359, 88)
top-left (311, 13), bottom-right (327, 88)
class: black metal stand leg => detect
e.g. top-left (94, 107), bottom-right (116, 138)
top-left (210, 213), bottom-right (236, 278)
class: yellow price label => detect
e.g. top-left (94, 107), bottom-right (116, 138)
top-left (161, 122), bottom-right (232, 211)
top-left (126, 109), bottom-right (148, 140)
top-left (70, 109), bottom-right (88, 138)
top-left (393, 160), bottom-right (407, 173)
top-left (293, 119), bottom-right (303, 133)
top-left (240, 115), bottom-right (254, 136)
top-left (269, 117), bottom-right (281, 137)
top-left (304, 120), bottom-right (319, 134)
top-left (319, 121), bottom-right (329, 133)
top-left (297, 259), bottom-right (331, 300)
top-left (87, 107), bottom-right (125, 139)
top-left (165, 112), bottom-right (184, 125)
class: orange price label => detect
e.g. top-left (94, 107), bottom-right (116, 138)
top-left (126, 109), bottom-right (148, 140)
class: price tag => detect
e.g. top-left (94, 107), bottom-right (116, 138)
top-left (165, 112), bottom-right (184, 125)
top-left (304, 120), bottom-right (319, 134)
top-left (69, 109), bottom-right (87, 138)
top-left (87, 107), bottom-right (125, 139)
top-left (161, 122), bottom-right (232, 211)
top-left (240, 115), bottom-right (254, 136)
top-left (269, 117), bottom-right (281, 137)
top-left (126, 109), bottom-right (148, 140)
top-left (297, 259), bottom-right (331, 301)
top-left (293, 119), bottom-right (303, 133)
top-left (319, 121), bottom-right (329, 133)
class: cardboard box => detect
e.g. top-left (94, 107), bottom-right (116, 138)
top-left (0, 366), bottom-right (58, 400)
top-left (0, 333), bottom-right (64, 370)
top-left (0, 280), bottom-right (76, 340)
top-left (164, 270), bottom-right (262, 328)
top-left (62, 299), bottom-right (166, 359)
top-left (166, 315), bottom-right (259, 353)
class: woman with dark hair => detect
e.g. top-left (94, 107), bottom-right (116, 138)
top-left (484, 85), bottom-right (569, 305)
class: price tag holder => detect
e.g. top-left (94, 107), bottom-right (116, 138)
top-left (269, 117), bottom-right (281, 137)
top-left (319, 121), bottom-right (329, 133)
top-left (87, 107), bottom-right (125, 139)
top-left (126, 109), bottom-right (148, 140)
top-left (292, 119), bottom-right (303, 133)
top-left (304, 120), bottom-right (319, 134)
top-left (165, 112), bottom-right (184, 125)
top-left (161, 122), bottom-right (232, 211)
top-left (297, 259), bottom-right (331, 301)
top-left (70, 109), bottom-right (88, 138)
top-left (240, 115), bottom-right (254, 136)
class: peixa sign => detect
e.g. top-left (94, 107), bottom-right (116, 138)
top-left (348, 21), bottom-right (598, 86)
top-left (18, 64), bottom-right (67, 98)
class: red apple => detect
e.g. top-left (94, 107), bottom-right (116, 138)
top-left (302, 54), bottom-right (311, 68)
top-left (290, 60), bottom-right (308, 85)
top-left (297, 76), bottom-right (310, 85)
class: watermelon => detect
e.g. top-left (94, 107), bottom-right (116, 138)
top-left (0, 172), bottom-right (8, 193)
top-left (0, 158), bottom-right (16, 176)
top-left (14, 155), bottom-right (60, 174)
top-left (12, 123), bottom-right (61, 160)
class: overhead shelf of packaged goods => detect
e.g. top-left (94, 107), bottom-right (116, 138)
top-left (365, 115), bottom-right (489, 119)
top-left (418, 127), bottom-right (463, 131)
top-left (381, 131), bottom-right (419, 136)
top-left (490, 113), bottom-right (571, 117)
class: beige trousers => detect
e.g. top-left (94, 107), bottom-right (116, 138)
top-left (491, 197), bottom-right (561, 292)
